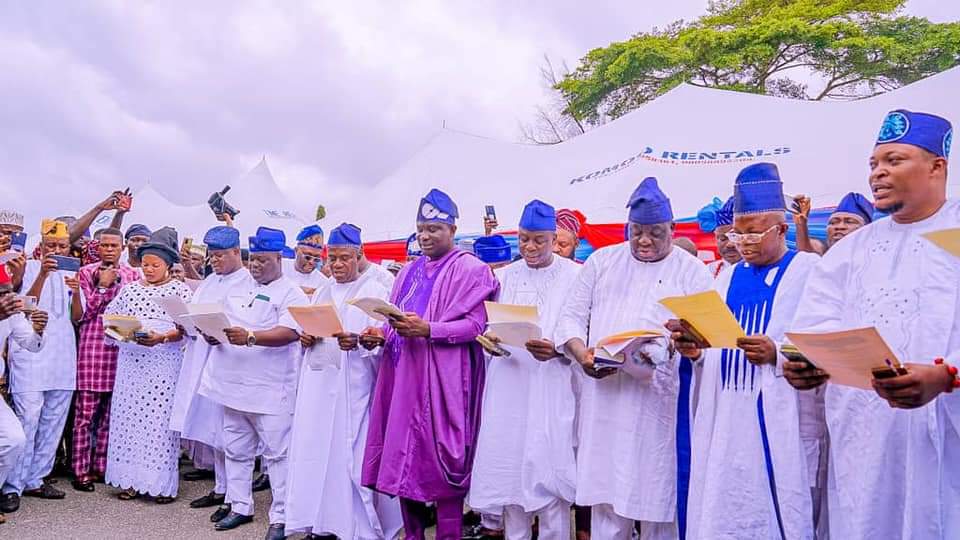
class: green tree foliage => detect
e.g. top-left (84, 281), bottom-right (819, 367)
top-left (557, 0), bottom-right (960, 124)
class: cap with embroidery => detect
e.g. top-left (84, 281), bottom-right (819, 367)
top-left (876, 109), bottom-right (952, 158)
top-left (733, 163), bottom-right (785, 216)
top-left (417, 189), bottom-right (459, 225)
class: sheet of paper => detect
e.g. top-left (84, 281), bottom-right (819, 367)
top-left (347, 297), bottom-right (404, 322)
top-left (659, 290), bottom-right (745, 349)
top-left (595, 330), bottom-right (664, 364)
top-left (484, 302), bottom-right (539, 324)
top-left (152, 296), bottom-right (198, 337)
top-left (288, 304), bottom-right (344, 338)
top-left (487, 321), bottom-right (542, 348)
top-left (183, 303), bottom-right (232, 344)
top-left (785, 327), bottom-right (902, 390)
top-left (922, 228), bottom-right (960, 258)
top-left (102, 315), bottom-right (143, 341)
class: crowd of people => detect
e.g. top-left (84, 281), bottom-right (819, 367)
top-left (0, 107), bottom-right (957, 540)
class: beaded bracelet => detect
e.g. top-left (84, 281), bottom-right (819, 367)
top-left (934, 357), bottom-right (960, 393)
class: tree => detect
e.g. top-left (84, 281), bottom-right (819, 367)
top-left (557, 0), bottom-right (960, 125)
top-left (519, 56), bottom-right (588, 145)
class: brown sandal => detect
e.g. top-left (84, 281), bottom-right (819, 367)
top-left (154, 496), bottom-right (176, 505)
top-left (117, 488), bottom-right (140, 500)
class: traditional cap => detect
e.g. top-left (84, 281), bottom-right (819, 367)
top-left (55, 216), bottom-right (88, 239)
top-left (519, 199), bottom-right (556, 232)
top-left (203, 226), bottom-right (240, 250)
top-left (474, 235), bottom-right (511, 264)
top-left (137, 227), bottom-right (180, 266)
top-left (41, 219), bottom-right (69, 239)
top-left (328, 223), bottom-right (362, 248)
top-left (249, 227), bottom-right (286, 253)
top-left (832, 192), bottom-right (874, 224)
top-left (406, 233), bottom-right (422, 257)
top-left (876, 109), bottom-right (952, 158)
top-left (695, 197), bottom-right (733, 233)
top-left (0, 210), bottom-right (23, 228)
top-left (417, 188), bottom-right (458, 224)
top-left (282, 246), bottom-right (295, 259)
top-left (626, 177), bottom-right (673, 224)
top-left (556, 209), bottom-right (585, 237)
top-left (717, 196), bottom-right (735, 226)
top-left (125, 224), bottom-right (152, 240)
top-left (188, 243), bottom-right (208, 257)
top-left (733, 163), bottom-right (786, 216)
top-left (296, 224), bottom-right (324, 248)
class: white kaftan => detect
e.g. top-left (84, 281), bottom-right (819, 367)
top-left (468, 256), bottom-right (580, 526)
top-left (361, 261), bottom-right (396, 291)
top-left (687, 250), bottom-right (818, 540)
top-left (555, 244), bottom-right (713, 528)
top-left (791, 199), bottom-right (960, 539)
top-left (0, 315), bottom-right (43, 490)
top-left (285, 277), bottom-right (403, 539)
top-left (104, 279), bottom-right (193, 497)
top-left (283, 259), bottom-right (329, 293)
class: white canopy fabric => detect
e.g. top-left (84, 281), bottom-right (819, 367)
top-left (327, 67), bottom-right (960, 241)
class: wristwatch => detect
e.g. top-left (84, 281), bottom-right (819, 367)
top-left (245, 330), bottom-right (257, 347)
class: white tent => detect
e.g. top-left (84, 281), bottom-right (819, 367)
top-left (327, 67), bottom-right (960, 241)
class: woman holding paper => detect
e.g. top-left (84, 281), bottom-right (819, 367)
top-left (102, 228), bottom-right (192, 503)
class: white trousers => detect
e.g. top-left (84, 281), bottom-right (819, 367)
top-left (0, 399), bottom-right (26, 489)
top-left (503, 499), bottom-right (571, 540)
top-left (214, 448), bottom-right (227, 496)
top-left (222, 407), bottom-right (291, 524)
top-left (2, 390), bottom-right (72, 494)
top-left (591, 504), bottom-right (678, 540)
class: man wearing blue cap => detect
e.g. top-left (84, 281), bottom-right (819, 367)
top-left (361, 188), bottom-right (499, 540)
top-left (473, 234), bottom-right (513, 269)
top-left (703, 196), bottom-right (742, 278)
top-left (286, 224), bottom-right (330, 295)
top-left (169, 225), bottom-right (254, 522)
top-left (468, 200), bottom-right (581, 540)
top-left (790, 110), bottom-right (960, 538)
top-left (286, 223), bottom-right (402, 540)
top-left (556, 178), bottom-right (712, 539)
top-left (197, 227), bottom-right (308, 539)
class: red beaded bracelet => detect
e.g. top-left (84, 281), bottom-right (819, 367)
top-left (934, 357), bottom-right (960, 393)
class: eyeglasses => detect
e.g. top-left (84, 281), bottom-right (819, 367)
top-left (299, 253), bottom-right (323, 263)
top-left (726, 225), bottom-right (780, 245)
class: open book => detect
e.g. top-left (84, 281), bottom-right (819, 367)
top-left (593, 330), bottom-right (666, 368)
top-left (347, 297), bottom-right (405, 322)
top-left (484, 302), bottom-right (542, 347)
top-left (103, 315), bottom-right (143, 342)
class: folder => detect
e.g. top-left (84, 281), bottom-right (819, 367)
top-left (659, 290), bottom-right (745, 349)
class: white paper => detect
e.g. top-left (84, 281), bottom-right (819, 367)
top-left (487, 321), bottom-right (542, 348)
top-left (347, 297), bottom-right (404, 322)
top-left (152, 296), bottom-right (197, 337)
top-left (182, 303), bottom-right (233, 344)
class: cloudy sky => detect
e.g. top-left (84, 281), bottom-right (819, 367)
top-left (2, 0), bottom-right (956, 222)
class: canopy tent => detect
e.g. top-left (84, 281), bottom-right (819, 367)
top-left (326, 67), bottom-right (960, 242)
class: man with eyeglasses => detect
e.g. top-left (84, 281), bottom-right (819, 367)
top-left (284, 224), bottom-right (330, 296)
top-left (668, 162), bottom-right (819, 540)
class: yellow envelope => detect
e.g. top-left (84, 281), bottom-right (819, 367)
top-left (288, 304), bottom-right (344, 338)
top-left (785, 327), bottom-right (902, 390)
top-left (659, 290), bottom-right (745, 349)
top-left (922, 228), bottom-right (960, 258)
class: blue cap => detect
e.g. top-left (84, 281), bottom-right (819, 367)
top-left (519, 199), bottom-right (556, 232)
top-left (249, 227), bottom-right (286, 253)
top-left (296, 224), bottom-right (324, 248)
top-left (832, 192), bottom-right (874, 224)
top-left (626, 177), bottom-right (673, 224)
top-left (733, 163), bottom-right (785, 215)
top-left (876, 109), bottom-right (952, 158)
top-left (125, 223), bottom-right (152, 240)
top-left (329, 223), bottom-right (362, 248)
top-left (717, 196), bottom-right (735, 226)
top-left (203, 226), bottom-right (240, 250)
top-left (282, 246), bottom-right (295, 259)
top-left (417, 188), bottom-right (459, 224)
top-left (406, 233), bottom-right (422, 257)
top-left (695, 196), bottom-right (734, 232)
top-left (474, 235), bottom-right (511, 264)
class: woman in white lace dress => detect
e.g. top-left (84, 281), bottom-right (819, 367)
top-left (103, 228), bottom-right (192, 503)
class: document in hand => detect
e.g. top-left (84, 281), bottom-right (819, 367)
top-left (347, 297), bottom-right (405, 322)
top-left (922, 228), bottom-right (960, 258)
top-left (102, 315), bottom-right (142, 341)
top-left (659, 290), bottom-right (745, 349)
top-left (483, 301), bottom-right (542, 347)
top-left (288, 304), bottom-right (344, 338)
top-left (183, 303), bottom-right (233, 345)
top-left (152, 296), bottom-right (198, 337)
top-left (593, 330), bottom-right (665, 368)
top-left (784, 327), bottom-right (903, 390)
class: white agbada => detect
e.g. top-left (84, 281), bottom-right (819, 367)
top-left (361, 261), bottom-right (395, 290)
top-left (0, 315), bottom-right (44, 489)
top-left (791, 199), bottom-right (960, 539)
top-left (469, 256), bottom-right (580, 516)
top-left (285, 276), bottom-right (402, 539)
top-left (169, 267), bottom-right (255, 447)
top-left (555, 244), bottom-right (713, 524)
top-left (687, 250), bottom-right (818, 540)
top-left (283, 258), bottom-right (329, 293)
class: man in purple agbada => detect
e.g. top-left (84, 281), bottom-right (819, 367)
top-left (360, 188), bottom-right (499, 540)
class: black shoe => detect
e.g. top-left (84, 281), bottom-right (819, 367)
top-left (214, 511), bottom-right (253, 531)
top-left (190, 491), bottom-right (225, 508)
top-left (184, 468), bottom-right (215, 481)
top-left (22, 482), bottom-right (65, 500)
top-left (305, 535), bottom-right (338, 540)
top-left (264, 523), bottom-right (285, 540)
top-left (252, 473), bottom-right (270, 492)
top-left (210, 504), bottom-right (232, 523)
top-left (0, 493), bottom-right (19, 513)
top-left (71, 480), bottom-right (95, 492)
